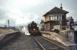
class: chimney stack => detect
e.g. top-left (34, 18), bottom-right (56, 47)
top-left (60, 3), bottom-right (63, 10)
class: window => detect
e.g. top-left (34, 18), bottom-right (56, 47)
top-left (50, 16), bottom-right (53, 20)
top-left (54, 16), bottom-right (57, 20)
top-left (50, 16), bottom-right (58, 20)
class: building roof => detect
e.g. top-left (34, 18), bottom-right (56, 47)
top-left (44, 7), bottom-right (69, 16)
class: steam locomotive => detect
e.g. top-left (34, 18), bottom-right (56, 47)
top-left (28, 21), bottom-right (41, 36)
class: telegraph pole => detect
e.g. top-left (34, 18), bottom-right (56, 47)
top-left (7, 19), bottom-right (10, 27)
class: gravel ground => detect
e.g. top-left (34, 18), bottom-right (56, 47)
top-left (1, 33), bottom-right (40, 50)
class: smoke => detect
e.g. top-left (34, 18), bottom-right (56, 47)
top-left (22, 26), bottom-right (30, 35)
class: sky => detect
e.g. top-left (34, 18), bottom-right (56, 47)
top-left (0, 0), bottom-right (77, 26)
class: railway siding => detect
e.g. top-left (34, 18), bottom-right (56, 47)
top-left (33, 36), bottom-right (64, 50)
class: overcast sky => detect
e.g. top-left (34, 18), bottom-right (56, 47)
top-left (0, 0), bottom-right (77, 26)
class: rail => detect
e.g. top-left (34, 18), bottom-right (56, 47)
top-left (32, 36), bottom-right (65, 50)
top-left (41, 31), bottom-right (72, 45)
top-left (32, 36), bottom-right (46, 50)
top-left (41, 36), bottom-right (68, 50)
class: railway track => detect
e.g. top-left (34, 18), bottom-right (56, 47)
top-left (1, 33), bottom-right (66, 50)
top-left (1, 33), bottom-right (43, 50)
top-left (32, 36), bottom-right (65, 50)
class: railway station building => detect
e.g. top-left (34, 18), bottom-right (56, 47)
top-left (42, 5), bottom-right (69, 31)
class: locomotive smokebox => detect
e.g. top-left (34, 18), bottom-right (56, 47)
top-left (28, 21), bottom-right (41, 36)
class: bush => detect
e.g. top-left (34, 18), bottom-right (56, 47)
top-left (54, 29), bottom-right (59, 33)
